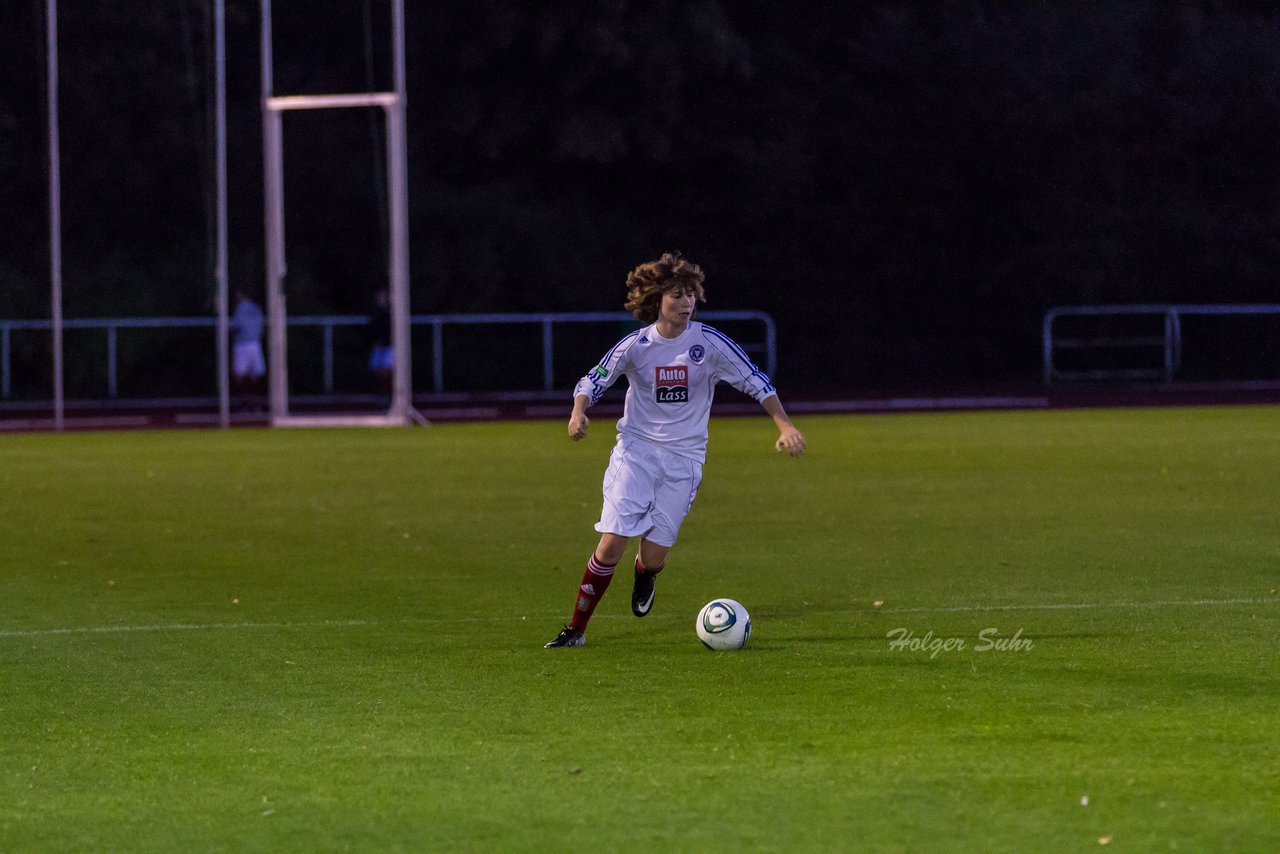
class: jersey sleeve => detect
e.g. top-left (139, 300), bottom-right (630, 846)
top-left (573, 331), bottom-right (639, 405)
top-left (703, 326), bottom-right (776, 402)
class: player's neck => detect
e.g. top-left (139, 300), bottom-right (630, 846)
top-left (654, 318), bottom-right (688, 340)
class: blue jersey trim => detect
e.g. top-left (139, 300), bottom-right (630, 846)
top-left (601, 330), bottom-right (641, 367)
top-left (584, 330), bottom-right (640, 404)
top-left (703, 325), bottom-right (775, 394)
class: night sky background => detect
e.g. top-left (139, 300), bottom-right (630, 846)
top-left (2, 1), bottom-right (1279, 398)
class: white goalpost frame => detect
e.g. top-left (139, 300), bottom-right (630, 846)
top-left (46, 0), bottom-right (64, 431)
top-left (47, 1), bottom-right (232, 431)
top-left (44, 3), bottom-right (409, 430)
top-left (214, 0), bottom-right (230, 429)
top-left (261, 0), bottom-right (421, 428)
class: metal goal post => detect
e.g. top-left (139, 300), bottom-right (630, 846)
top-left (261, 0), bottom-right (420, 427)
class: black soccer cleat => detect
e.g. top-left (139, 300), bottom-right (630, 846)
top-left (544, 625), bottom-right (585, 648)
top-left (631, 569), bottom-right (656, 617)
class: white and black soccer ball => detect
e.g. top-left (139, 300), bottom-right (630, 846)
top-left (696, 599), bottom-right (751, 650)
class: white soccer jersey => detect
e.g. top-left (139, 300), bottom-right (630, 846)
top-left (573, 321), bottom-right (776, 463)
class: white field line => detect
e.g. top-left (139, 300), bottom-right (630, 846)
top-left (0, 597), bottom-right (1272, 639)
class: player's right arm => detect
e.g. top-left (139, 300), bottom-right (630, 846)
top-left (568, 330), bottom-right (639, 441)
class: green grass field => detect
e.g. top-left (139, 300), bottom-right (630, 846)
top-left (2, 407), bottom-right (1278, 852)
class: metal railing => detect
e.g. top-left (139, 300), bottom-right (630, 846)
top-left (1, 310), bottom-right (775, 403)
top-left (1043, 303), bottom-right (1280, 385)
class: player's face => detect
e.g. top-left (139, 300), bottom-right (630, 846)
top-left (658, 287), bottom-right (698, 328)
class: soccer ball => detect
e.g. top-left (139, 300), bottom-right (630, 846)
top-left (695, 599), bottom-right (751, 650)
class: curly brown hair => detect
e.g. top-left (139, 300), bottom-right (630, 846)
top-left (623, 252), bottom-right (707, 323)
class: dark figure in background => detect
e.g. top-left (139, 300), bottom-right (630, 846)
top-left (230, 289), bottom-right (266, 412)
top-left (368, 288), bottom-right (393, 408)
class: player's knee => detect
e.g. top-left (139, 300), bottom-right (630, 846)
top-left (595, 534), bottom-right (628, 566)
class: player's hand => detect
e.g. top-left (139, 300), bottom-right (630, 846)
top-left (568, 411), bottom-right (590, 441)
top-left (775, 425), bottom-right (806, 457)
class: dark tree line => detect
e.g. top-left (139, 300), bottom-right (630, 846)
top-left (2, 0), bottom-right (1279, 394)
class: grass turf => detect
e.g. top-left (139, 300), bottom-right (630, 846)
top-left (1, 407), bottom-right (1278, 851)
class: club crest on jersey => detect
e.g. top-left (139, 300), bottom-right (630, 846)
top-left (689, 345), bottom-right (705, 364)
top-left (655, 365), bottom-right (689, 403)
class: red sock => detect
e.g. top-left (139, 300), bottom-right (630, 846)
top-left (570, 554), bottom-right (616, 631)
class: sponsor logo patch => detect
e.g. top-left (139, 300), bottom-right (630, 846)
top-left (655, 365), bottom-right (689, 403)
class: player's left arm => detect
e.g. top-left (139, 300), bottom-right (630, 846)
top-left (702, 327), bottom-right (805, 456)
top-left (762, 394), bottom-right (807, 456)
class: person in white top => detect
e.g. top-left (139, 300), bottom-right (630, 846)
top-left (230, 289), bottom-right (266, 412)
top-left (546, 252), bottom-right (806, 648)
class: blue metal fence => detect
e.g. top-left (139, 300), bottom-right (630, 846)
top-left (1, 310), bottom-right (775, 404)
top-left (1043, 303), bottom-right (1280, 385)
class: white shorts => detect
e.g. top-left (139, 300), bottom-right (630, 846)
top-left (595, 437), bottom-right (703, 548)
top-left (233, 341), bottom-right (265, 379)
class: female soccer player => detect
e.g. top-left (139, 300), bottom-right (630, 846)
top-left (545, 252), bottom-right (807, 647)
